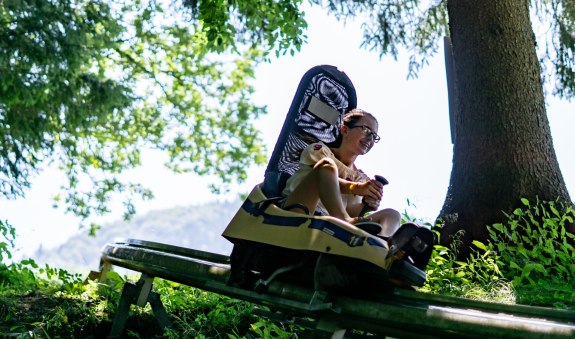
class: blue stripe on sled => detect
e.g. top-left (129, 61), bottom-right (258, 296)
top-left (242, 198), bottom-right (385, 249)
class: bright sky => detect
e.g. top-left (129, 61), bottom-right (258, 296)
top-left (3, 6), bottom-right (574, 261)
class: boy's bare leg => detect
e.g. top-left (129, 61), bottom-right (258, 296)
top-left (369, 208), bottom-right (401, 237)
top-left (283, 158), bottom-right (351, 221)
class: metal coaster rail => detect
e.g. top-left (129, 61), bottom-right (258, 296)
top-left (93, 238), bottom-right (575, 338)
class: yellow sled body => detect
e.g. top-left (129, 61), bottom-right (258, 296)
top-left (222, 184), bottom-right (394, 271)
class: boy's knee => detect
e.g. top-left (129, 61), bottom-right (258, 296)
top-left (378, 208), bottom-right (401, 221)
top-left (384, 208), bottom-right (401, 219)
top-left (313, 157), bottom-right (338, 173)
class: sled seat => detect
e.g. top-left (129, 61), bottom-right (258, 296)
top-left (261, 65), bottom-right (357, 198)
top-left (222, 65), bottom-right (430, 292)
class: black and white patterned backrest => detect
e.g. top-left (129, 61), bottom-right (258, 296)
top-left (263, 65), bottom-right (357, 197)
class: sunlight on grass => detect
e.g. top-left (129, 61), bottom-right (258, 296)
top-left (1, 199), bottom-right (575, 336)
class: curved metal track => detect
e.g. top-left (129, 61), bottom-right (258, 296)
top-left (100, 239), bottom-right (575, 338)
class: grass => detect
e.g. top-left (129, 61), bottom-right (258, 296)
top-left (0, 267), bottom-right (302, 338)
top-left (1, 198), bottom-right (575, 337)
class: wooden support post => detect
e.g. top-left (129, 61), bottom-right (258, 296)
top-left (135, 274), bottom-right (154, 307)
top-left (108, 274), bottom-right (171, 338)
top-left (83, 259), bottom-right (113, 284)
top-left (148, 291), bottom-right (172, 330)
top-left (109, 282), bottom-right (138, 338)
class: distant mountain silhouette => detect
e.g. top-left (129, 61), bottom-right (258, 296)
top-left (33, 200), bottom-right (242, 273)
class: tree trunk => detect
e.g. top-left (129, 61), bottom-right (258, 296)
top-left (439, 0), bottom-right (572, 255)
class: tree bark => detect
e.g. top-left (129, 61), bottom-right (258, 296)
top-left (439, 0), bottom-right (572, 255)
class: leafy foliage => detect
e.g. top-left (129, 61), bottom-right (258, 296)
top-left (182, 0), bottom-right (308, 57)
top-left (423, 199), bottom-right (575, 309)
top-left (401, 207), bottom-right (508, 301)
top-left (311, 0), bottom-right (449, 77)
top-left (157, 281), bottom-right (262, 338)
top-left (1, 217), bottom-right (298, 336)
top-left (531, 0), bottom-right (575, 98)
top-left (0, 0), bottom-right (129, 200)
top-left (487, 198), bottom-right (575, 307)
top-left (0, 260), bottom-right (299, 337)
top-left (0, 219), bottom-right (15, 265)
top-left (421, 228), bottom-right (509, 301)
top-left (0, 0), bottom-right (309, 225)
top-left (489, 199), bottom-right (575, 283)
top-left (3, 202), bottom-right (575, 336)
top-left (313, 0), bottom-right (575, 96)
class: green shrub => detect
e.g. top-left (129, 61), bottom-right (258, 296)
top-left (155, 279), bottom-right (257, 338)
top-left (423, 198), bottom-right (575, 309)
top-left (486, 198), bottom-right (575, 308)
top-left (488, 198), bottom-right (575, 284)
top-left (421, 228), bottom-right (505, 299)
top-left (0, 219), bottom-right (15, 265)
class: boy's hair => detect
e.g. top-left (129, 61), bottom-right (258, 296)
top-left (342, 108), bottom-right (378, 127)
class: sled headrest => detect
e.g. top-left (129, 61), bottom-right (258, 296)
top-left (263, 65), bottom-right (357, 197)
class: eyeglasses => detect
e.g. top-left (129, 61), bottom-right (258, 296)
top-left (349, 125), bottom-right (381, 143)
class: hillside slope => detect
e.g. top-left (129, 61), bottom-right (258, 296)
top-left (33, 200), bottom-right (241, 273)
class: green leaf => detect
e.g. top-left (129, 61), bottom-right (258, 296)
top-left (455, 271), bottom-right (467, 278)
top-left (510, 261), bottom-right (521, 270)
top-left (0, 0), bottom-right (275, 225)
top-left (492, 223), bottom-right (504, 232)
top-left (472, 240), bottom-right (488, 251)
top-left (550, 204), bottom-right (560, 217)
